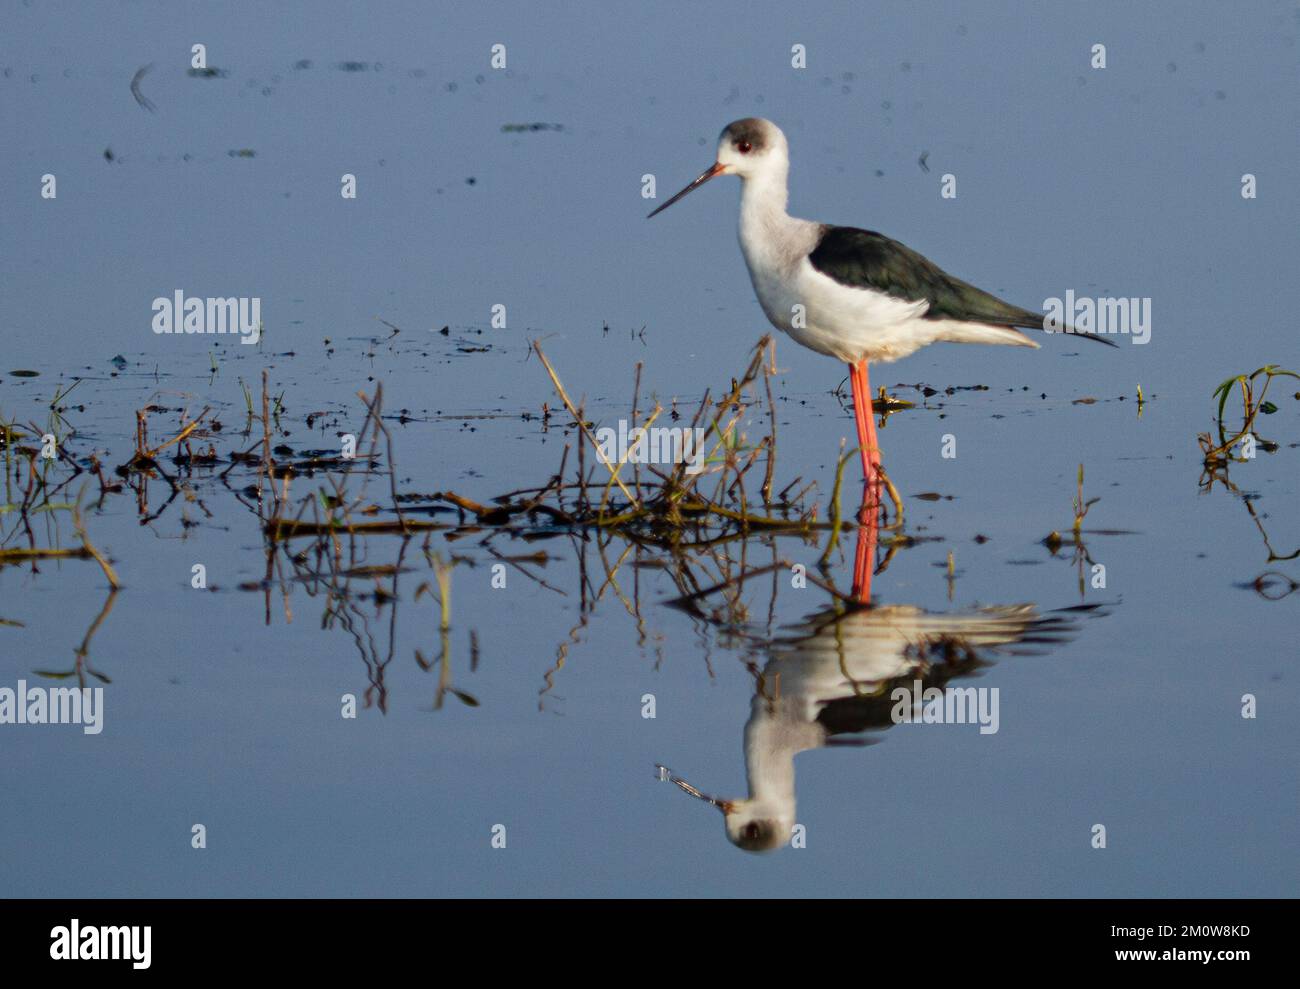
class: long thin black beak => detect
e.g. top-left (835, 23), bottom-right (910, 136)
top-left (655, 764), bottom-right (734, 813)
top-left (647, 162), bottom-right (727, 218)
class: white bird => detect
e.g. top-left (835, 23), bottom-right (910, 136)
top-left (659, 598), bottom-right (1090, 852)
top-left (649, 118), bottom-right (1112, 488)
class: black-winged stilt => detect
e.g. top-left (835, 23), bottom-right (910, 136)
top-left (648, 117), bottom-right (1112, 491)
top-left (657, 519), bottom-right (1089, 853)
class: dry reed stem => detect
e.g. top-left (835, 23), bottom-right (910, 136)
top-left (532, 342), bottom-right (639, 506)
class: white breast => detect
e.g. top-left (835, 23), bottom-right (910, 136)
top-left (738, 197), bottom-right (933, 364)
top-left (737, 205), bottom-right (817, 328)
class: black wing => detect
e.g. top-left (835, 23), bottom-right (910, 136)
top-left (808, 226), bottom-right (1116, 346)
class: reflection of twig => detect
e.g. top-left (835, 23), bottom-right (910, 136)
top-left (664, 560), bottom-right (790, 611)
top-left (73, 486), bottom-right (120, 589)
top-left (1200, 468), bottom-right (1298, 564)
top-left (0, 545), bottom-right (90, 563)
top-left (33, 588), bottom-right (118, 689)
top-left (538, 642), bottom-right (569, 713)
top-left (485, 545), bottom-right (566, 596)
top-left (73, 589), bottom-right (118, 686)
top-left (358, 384), bottom-right (406, 529)
top-left (1250, 572), bottom-right (1298, 600)
top-left (819, 444), bottom-right (855, 566)
top-left (876, 464), bottom-right (904, 524)
top-left (130, 63), bottom-right (156, 113)
top-left (415, 552), bottom-right (478, 709)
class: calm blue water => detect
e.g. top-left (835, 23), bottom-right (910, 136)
top-left (1, 0), bottom-right (1296, 897)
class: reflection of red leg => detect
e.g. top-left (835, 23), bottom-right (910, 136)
top-left (850, 487), bottom-right (879, 605)
top-left (849, 360), bottom-right (883, 604)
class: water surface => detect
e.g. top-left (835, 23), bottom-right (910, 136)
top-left (1, 1), bottom-right (1296, 897)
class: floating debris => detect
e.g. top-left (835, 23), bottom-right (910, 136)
top-left (501, 123), bottom-right (565, 133)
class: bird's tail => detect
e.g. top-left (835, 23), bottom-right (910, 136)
top-left (1039, 322), bottom-right (1120, 348)
top-left (1011, 307), bottom-right (1119, 348)
top-left (930, 320), bottom-right (1040, 349)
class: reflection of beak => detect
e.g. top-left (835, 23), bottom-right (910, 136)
top-left (647, 162), bottom-right (728, 218)
top-left (655, 764), bottom-right (734, 813)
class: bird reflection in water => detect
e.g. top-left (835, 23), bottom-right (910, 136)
top-left (659, 486), bottom-right (1105, 852)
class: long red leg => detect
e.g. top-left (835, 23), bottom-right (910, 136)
top-left (848, 361), bottom-right (870, 467)
top-left (849, 359), bottom-right (881, 496)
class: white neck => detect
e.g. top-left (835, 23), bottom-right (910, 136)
top-left (737, 165), bottom-right (817, 286)
top-left (742, 693), bottom-right (826, 815)
top-left (738, 167), bottom-right (791, 230)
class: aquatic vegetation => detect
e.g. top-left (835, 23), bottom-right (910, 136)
top-left (0, 407), bottom-right (117, 588)
top-left (1040, 464), bottom-right (1127, 599)
top-left (1, 340), bottom-right (1134, 718)
top-left (1043, 464), bottom-right (1098, 553)
top-left (1196, 367), bottom-right (1299, 570)
top-left (1200, 364), bottom-right (1298, 468)
top-left (523, 336), bottom-right (900, 550)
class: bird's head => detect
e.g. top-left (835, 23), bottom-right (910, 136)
top-left (715, 117), bottom-right (788, 180)
top-left (656, 764), bottom-right (792, 853)
top-left (647, 118), bottom-right (788, 218)
top-left (723, 801), bottom-right (793, 853)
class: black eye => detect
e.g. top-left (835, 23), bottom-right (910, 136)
top-left (736, 140), bottom-right (752, 154)
top-left (743, 823), bottom-right (762, 840)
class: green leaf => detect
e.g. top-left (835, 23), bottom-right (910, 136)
top-left (1259, 401), bottom-right (1278, 415)
top-left (1214, 378), bottom-right (1240, 424)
